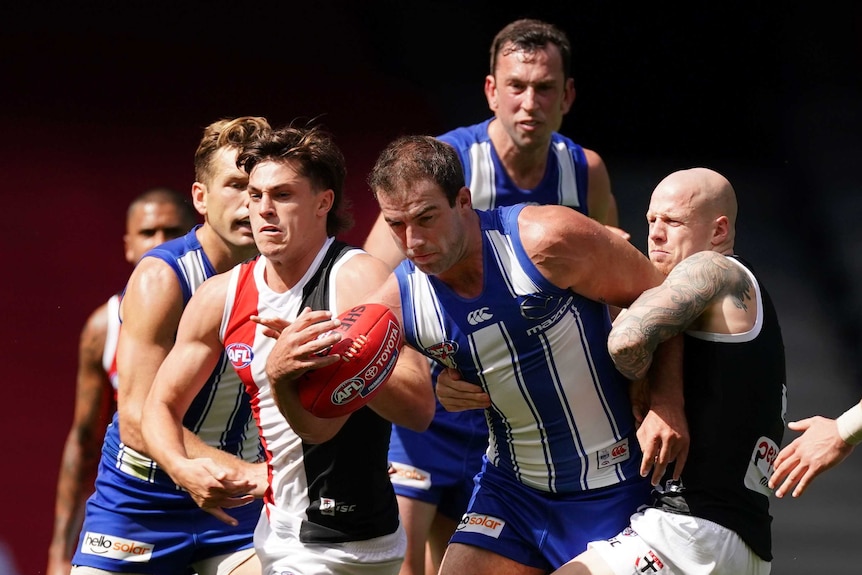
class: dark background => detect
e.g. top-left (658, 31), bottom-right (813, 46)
top-left (2, 3), bottom-right (861, 573)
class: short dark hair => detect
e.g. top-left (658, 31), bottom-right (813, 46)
top-left (238, 124), bottom-right (352, 236)
top-left (490, 18), bottom-right (572, 79)
top-left (127, 187), bottom-right (198, 229)
top-left (367, 135), bottom-right (464, 207)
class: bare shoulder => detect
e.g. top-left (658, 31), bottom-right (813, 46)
top-left (336, 251), bottom-right (392, 310)
top-left (518, 204), bottom-right (600, 253)
top-left (583, 147), bottom-right (607, 171)
top-left (191, 271), bottom-right (232, 309)
top-left (121, 256), bottom-right (185, 327)
top-left (344, 251), bottom-right (391, 282)
top-left (125, 256), bottom-right (182, 297)
top-left (670, 252), bottom-right (752, 298)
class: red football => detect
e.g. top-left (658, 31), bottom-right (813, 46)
top-left (298, 303), bottom-right (403, 418)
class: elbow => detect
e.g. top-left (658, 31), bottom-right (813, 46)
top-left (607, 333), bottom-right (650, 381)
top-left (404, 400), bottom-right (435, 432)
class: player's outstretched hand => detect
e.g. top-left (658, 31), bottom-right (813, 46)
top-left (769, 416), bottom-right (855, 498)
top-left (172, 457), bottom-right (258, 526)
top-left (637, 403), bottom-right (689, 486)
top-left (436, 368), bottom-right (490, 412)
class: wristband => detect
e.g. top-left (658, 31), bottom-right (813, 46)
top-left (836, 402), bottom-right (862, 445)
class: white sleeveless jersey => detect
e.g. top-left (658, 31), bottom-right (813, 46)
top-left (395, 205), bottom-right (641, 494)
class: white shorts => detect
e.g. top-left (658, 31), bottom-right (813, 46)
top-left (255, 506), bottom-right (406, 575)
top-left (587, 508), bottom-right (770, 575)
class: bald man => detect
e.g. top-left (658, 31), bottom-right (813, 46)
top-left (553, 168), bottom-right (787, 575)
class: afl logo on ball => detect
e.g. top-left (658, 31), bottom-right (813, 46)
top-left (226, 343), bottom-right (254, 369)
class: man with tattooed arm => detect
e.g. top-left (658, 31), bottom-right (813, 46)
top-left (554, 168), bottom-right (787, 575)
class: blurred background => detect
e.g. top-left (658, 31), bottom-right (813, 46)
top-left (2, 2), bottom-right (860, 573)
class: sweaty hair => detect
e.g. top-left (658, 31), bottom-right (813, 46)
top-left (194, 116), bottom-right (272, 185)
top-left (367, 135), bottom-right (463, 207)
top-left (237, 124), bottom-right (352, 236)
top-left (127, 187), bottom-right (199, 229)
top-left (490, 18), bottom-right (572, 79)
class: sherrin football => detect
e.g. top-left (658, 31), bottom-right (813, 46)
top-left (299, 303), bottom-right (403, 418)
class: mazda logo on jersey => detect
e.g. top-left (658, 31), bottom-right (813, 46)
top-left (519, 293), bottom-right (568, 320)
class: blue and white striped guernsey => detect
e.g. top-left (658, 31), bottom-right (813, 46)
top-left (395, 205), bottom-right (641, 494)
top-left (104, 225), bottom-right (263, 485)
top-left (438, 118), bottom-right (589, 211)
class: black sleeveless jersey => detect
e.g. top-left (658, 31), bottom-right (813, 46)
top-left (298, 240), bottom-right (400, 543)
top-left (652, 255), bottom-right (786, 561)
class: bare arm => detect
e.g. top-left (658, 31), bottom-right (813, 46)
top-left (117, 257), bottom-right (185, 451)
top-left (518, 204), bottom-right (664, 305)
top-left (607, 251), bottom-right (751, 380)
top-left (48, 304), bottom-right (114, 575)
top-left (118, 257), bottom-right (259, 465)
top-left (141, 273), bottom-right (260, 525)
top-left (364, 271), bottom-right (434, 431)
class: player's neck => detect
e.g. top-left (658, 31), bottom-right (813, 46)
top-left (263, 236), bottom-right (330, 293)
top-left (196, 225), bottom-right (258, 273)
top-left (488, 120), bottom-right (549, 190)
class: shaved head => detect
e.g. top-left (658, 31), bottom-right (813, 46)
top-left (647, 168), bottom-right (737, 274)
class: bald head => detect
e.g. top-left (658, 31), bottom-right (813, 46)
top-left (659, 168), bottom-right (737, 228)
top-left (646, 168), bottom-right (737, 274)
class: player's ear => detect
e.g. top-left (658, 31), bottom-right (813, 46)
top-left (457, 186), bottom-right (473, 209)
top-left (562, 78), bottom-right (576, 113)
top-left (712, 215), bottom-right (729, 245)
top-left (317, 189), bottom-right (334, 215)
top-left (191, 182), bottom-right (207, 215)
top-left (484, 75), bottom-right (498, 110)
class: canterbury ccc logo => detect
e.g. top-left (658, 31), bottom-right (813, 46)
top-left (467, 307), bottom-right (493, 325)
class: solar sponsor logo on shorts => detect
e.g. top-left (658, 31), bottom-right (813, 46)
top-left (456, 513), bottom-right (505, 538)
top-left (81, 532), bottom-right (154, 562)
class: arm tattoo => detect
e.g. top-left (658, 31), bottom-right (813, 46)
top-left (608, 252), bottom-right (750, 380)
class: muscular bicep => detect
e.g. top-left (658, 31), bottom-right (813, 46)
top-left (520, 205), bottom-right (663, 307)
top-left (116, 258), bottom-right (185, 449)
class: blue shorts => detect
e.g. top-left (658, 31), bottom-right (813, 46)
top-left (450, 456), bottom-right (652, 570)
top-left (388, 403), bottom-right (487, 520)
top-left (71, 455), bottom-right (262, 574)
